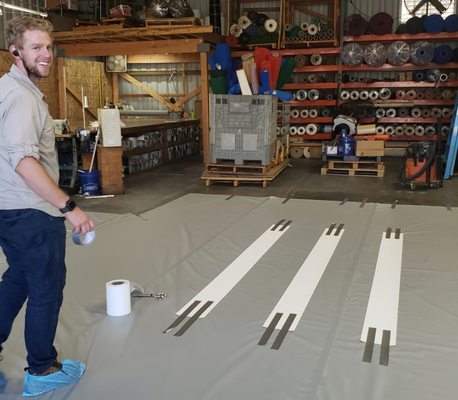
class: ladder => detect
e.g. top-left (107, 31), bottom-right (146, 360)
top-left (444, 94), bottom-right (458, 179)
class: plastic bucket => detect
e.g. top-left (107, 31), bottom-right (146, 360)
top-left (338, 135), bottom-right (355, 156)
top-left (79, 170), bottom-right (100, 195)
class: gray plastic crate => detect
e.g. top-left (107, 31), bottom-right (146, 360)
top-left (210, 95), bottom-right (278, 165)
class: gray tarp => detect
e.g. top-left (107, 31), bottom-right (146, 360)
top-left (0, 194), bottom-right (457, 399)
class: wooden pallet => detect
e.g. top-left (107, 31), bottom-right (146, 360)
top-left (145, 17), bottom-right (201, 27)
top-left (202, 159), bottom-right (288, 187)
top-left (326, 159), bottom-right (384, 171)
top-left (321, 167), bottom-right (384, 177)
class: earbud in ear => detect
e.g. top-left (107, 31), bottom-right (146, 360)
top-left (12, 49), bottom-right (20, 57)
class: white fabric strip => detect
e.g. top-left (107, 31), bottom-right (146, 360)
top-left (177, 221), bottom-right (291, 318)
top-left (361, 230), bottom-right (403, 346)
top-left (263, 225), bottom-right (345, 331)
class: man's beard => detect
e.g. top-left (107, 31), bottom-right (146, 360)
top-left (23, 59), bottom-right (50, 79)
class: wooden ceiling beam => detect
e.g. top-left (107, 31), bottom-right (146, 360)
top-left (57, 39), bottom-right (204, 57)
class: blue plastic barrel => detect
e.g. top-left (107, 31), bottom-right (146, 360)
top-left (339, 135), bottom-right (355, 157)
top-left (79, 170), bottom-right (100, 195)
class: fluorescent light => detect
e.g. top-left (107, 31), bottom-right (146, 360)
top-left (0, 1), bottom-right (48, 17)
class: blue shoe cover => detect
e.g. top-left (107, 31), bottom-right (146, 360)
top-left (22, 359), bottom-right (86, 397)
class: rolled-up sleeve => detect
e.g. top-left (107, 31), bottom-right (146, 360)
top-left (2, 89), bottom-right (43, 170)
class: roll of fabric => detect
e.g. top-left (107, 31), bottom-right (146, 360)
top-left (405, 126), bottom-right (415, 136)
top-left (300, 109), bottom-right (309, 118)
top-left (422, 108), bottom-right (432, 118)
top-left (369, 90), bottom-right (379, 100)
top-left (440, 73), bottom-right (449, 82)
top-left (305, 123), bottom-right (318, 135)
top-left (404, 89), bottom-right (416, 100)
top-left (238, 15), bottom-right (251, 30)
top-left (397, 107), bottom-right (409, 118)
top-left (379, 88), bottom-right (392, 100)
top-left (375, 108), bottom-right (386, 118)
top-left (376, 125), bottom-right (385, 135)
top-left (321, 108), bottom-right (331, 117)
top-left (416, 90), bottom-right (425, 99)
top-left (296, 89), bottom-right (307, 101)
top-left (245, 23), bottom-right (257, 36)
top-left (386, 108), bottom-right (397, 118)
top-left (369, 12), bottom-right (393, 35)
top-left (433, 45), bottom-right (453, 64)
top-left (293, 55), bottom-right (306, 67)
top-left (441, 126), bottom-right (450, 135)
top-left (413, 71), bottom-right (426, 82)
top-left (395, 125), bottom-right (404, 136)
top-left (308, 89), bottom-right (320, 101)
top-left (411, 107), bottom-right (422, 118)
top-left (431, 107), bottom-right (442, 118)
top-left (309, 108), bottom-right (318, 118)
top-left (229, 23), bottom-right (243, 37)
top-left (444, 14), bottom-right (458, 32)
top-left (289, 126), bottom-right (298, 135)
top-left (364, 42), bottom-right (387, 67)
top-left (410, 41), bottom-right (434, 65)
top-left (442, 89), bottom-right (454, 99)
top-left (424, 89), bottom-right (436, 100)
top-left (297, 126), bottom-right (306, 135)
top-left (307, 24), bottom-right (319, 35)
top-left (345, 14), bottom-right (367, 35)
top-left (300, 22), bottom-right (308, 31)
top-left (350, 90), bottom-right (360, 100)
top-left (385, 125), bottom-right (395, 135)
top-left (424, 14), bottom-right (444, 33)
top-left (310, 54), bottom-right (323, 66)
top-left (406, 16), bottom-right (424, 34)
top-left (442, 108), bottom-right (452, 118)
top-left (341, 43), bottom-right (364, 66)
top-left (225, 34), bottom-right (239, 46)
top-left (264, 19), bottom-right (277, 32)
top-left (387, 41), bottom-right (410, 66)
top-left (425, 125), bottom-right (436, 136)
top-left (396, 90), bottom-right (406, 100)
top-left (425, 68), bottom-right (441, 83)
top-left (359, 90), bottom-right (369, 100)
top-left (415, 125), bottom-right (425, 136)
top-left (340, 90), bottom-right (350, 101)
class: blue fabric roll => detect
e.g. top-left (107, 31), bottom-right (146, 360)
top-left (434, 44), bottom-right (454, 64)
top-left (424, 14), bottom-right (444, 33)
top-left (245, 23), bottom-right (257, 36)
top-left (445, 14), bottom-right (458, 32)
top-left (260, 70), bottom-right (270, 93)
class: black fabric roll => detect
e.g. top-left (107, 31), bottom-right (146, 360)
top-left (405, 16), bottom-right (424, 34)
top-left (345, 14), bottom-right (367, 35)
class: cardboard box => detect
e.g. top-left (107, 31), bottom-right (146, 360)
top-left (355, 140), bottom-right (385, 157)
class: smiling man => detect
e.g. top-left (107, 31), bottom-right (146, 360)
top-left (0, 16), bottom-right (95, 397)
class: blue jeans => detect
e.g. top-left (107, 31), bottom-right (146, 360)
top-left (0, 209), bottom-right (67, 374)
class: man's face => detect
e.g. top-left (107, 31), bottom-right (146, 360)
top-left (18, 30), bottom-right (53, 81)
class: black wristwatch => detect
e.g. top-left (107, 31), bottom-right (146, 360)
top-left (59, 199), bottom-right (77, 214)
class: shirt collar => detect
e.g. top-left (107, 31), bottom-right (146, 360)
top-left (8, 64), bottom-right (45, 99)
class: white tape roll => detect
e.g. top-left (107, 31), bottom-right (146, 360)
top-left (297, 126), bottom-right (306, 135)
top-left (290, 126), bottom-right (298, 135)
top-left (106, 279), bottom-right (132, 316)
top-left (309, 108), bottom-right (318, 118)
top-left (72, 230), bottom-right (96, 246)
top-left (264, 19), bottom-right (277, 32)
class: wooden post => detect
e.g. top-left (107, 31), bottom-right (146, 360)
top-left (112, 72), bottom-right (119, 105)
top-left (200, 51), bottom-right (209, 164)
top-left (57, 57), bottom-right (67, 119)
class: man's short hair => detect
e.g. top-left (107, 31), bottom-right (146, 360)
top-left (6, 16), bottom-right (53, 48)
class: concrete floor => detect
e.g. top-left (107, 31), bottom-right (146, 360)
top-left (75, 155), bottom-right (458, 215)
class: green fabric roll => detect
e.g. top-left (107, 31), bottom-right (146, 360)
top-left (276, 57), bottom-right (296, 90)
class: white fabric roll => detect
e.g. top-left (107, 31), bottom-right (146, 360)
top-left (265, 19), bottom-right (277, 32)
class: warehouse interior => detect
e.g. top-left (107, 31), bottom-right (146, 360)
top-left (1, 0), bottom-right (458, 399)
